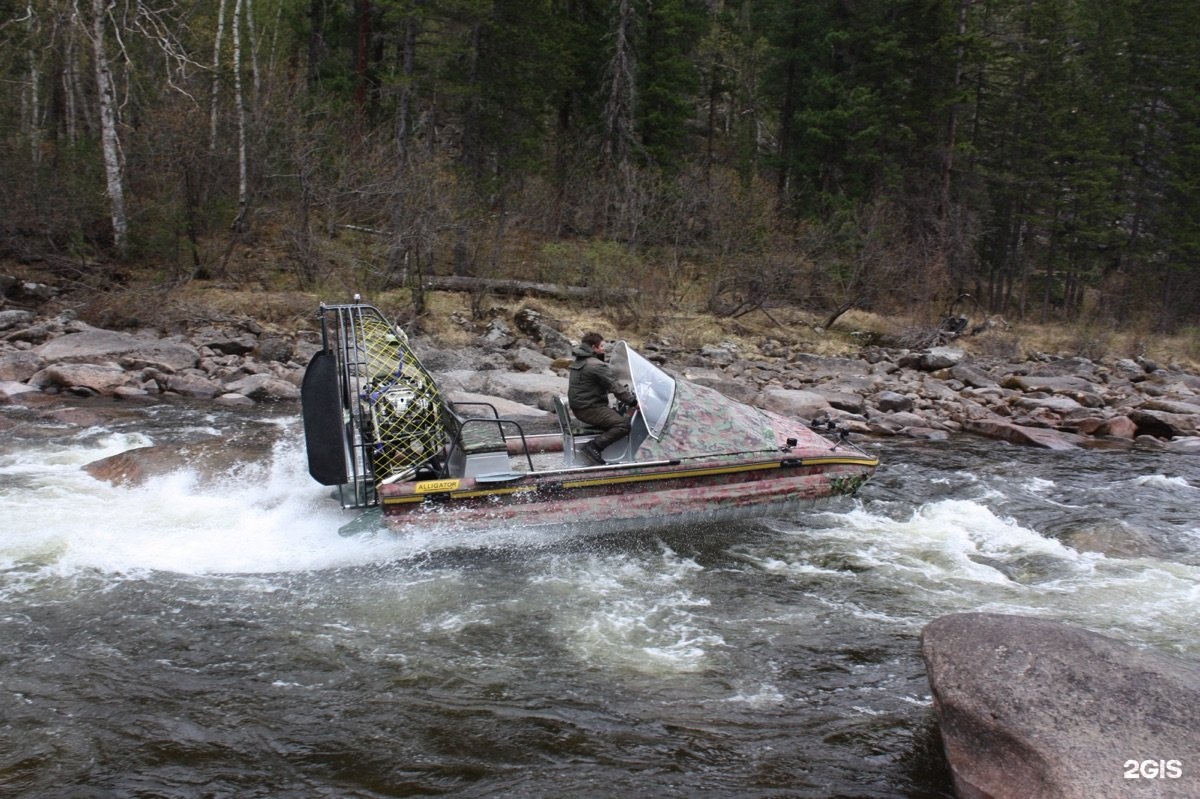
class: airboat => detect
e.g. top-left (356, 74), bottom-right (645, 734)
top-left (301, 301), bottom-right (878, 535)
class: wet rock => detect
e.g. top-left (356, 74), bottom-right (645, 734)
top-left (902, 426), bottom-right (951, 441)
top-left (28, 363), bottom-right (133, 395)
top-left (223, 373), bottom-right (301, 401)
top-left (1165, 436), bottom-right (1200, 453)
top-left (922, 612), bottom-right (1200, 799)
top-left (1098, 415), bottom-right (1137, 439)
top-left (961, 419), bottom-right (1085, 449)
top-left (215, 392), bottom-right (256, 406)
top-left (0, 380), bottom-right (40, 402)
top-left (83, 436), bottom-right (281, 487)
top-left (1128, 408), bottom-right (1199, 438)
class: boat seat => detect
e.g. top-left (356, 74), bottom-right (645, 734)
top-left (553, 395), bottom-right (602, 467)
top-left (445, 404), bottom-right (511, 478)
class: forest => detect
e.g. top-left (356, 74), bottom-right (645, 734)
top-left (2, 0), bottom-right (1199, 334)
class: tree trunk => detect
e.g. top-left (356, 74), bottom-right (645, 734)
top-left (209, 0), bottom-right (227, 152)
top-left (90, 0), bottom-right (128, 256)
top-left (232, 0), bottom-right (250, 232)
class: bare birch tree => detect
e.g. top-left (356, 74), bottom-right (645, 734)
top-left (231, 0), bottom-right (249, 231)
top-left (209, 0), bottom-right (227, 152)
top-left (86, 0), bottom-right (129, 256)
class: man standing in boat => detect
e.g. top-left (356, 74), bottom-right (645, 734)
top-left (568, 332), bottom-right (638, 464)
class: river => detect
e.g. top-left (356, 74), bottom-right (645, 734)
top-left (2, 401), bottom-right (1198, 798)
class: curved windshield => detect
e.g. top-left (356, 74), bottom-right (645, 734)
top-left (610, 342), bottom-right (676, 439)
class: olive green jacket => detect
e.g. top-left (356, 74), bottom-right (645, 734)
top-left (567, 345), bottom-right (635, 412)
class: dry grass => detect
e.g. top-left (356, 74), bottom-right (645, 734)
top-left (7, 251), bottom-right (1200, 371)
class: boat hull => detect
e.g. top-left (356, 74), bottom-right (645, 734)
top-left (376, 452), bottom-right (876, 535)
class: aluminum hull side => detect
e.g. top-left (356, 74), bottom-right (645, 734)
top-left (376, 454), bottom-right (876, 535)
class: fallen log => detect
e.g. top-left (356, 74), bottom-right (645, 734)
top-left (419, 275), bottom-right (635, 300)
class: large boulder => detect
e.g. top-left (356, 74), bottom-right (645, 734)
top-left (922, 613), bottom-right (1200, 799)
top-left (920, 346), bottom-right (967, 371)
top-left (1002, 374), bottom-right (1096, 394)
top-left (223, 373), bottom-right (301, 401)
top-left (754, 387), bottom-right (831, 420)
top-left (0, 351), bottom-right (45, 382)
top-left (28, 363), bottom-right (133, 395)
top-left (35, 328), bottom-right (199, 371)
top-left (479, 371), bottom-right (568, 412)
top-left (446, 390), bottom-right (548, 419)
top-left (961, 418), bottom-right (1085, 450)
top-left (1128, 407), bottom-right (1200, 439)
top-left (0, 309), bottom-right (35, 331)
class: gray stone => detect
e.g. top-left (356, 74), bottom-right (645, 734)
top-left (480, 371), bottom-right (568, 412)
top-left (0, 309), bottom-right (35, 331)
top-left (919, 346), bottom-right (966, 371)
top-left (163, 372), bottom-right (224, 399)
top-left (950, 362), bottom-right (999, 389)
top-left (1027, 356), bottom-right (1098, 378)
top-left (1014, 395), bottom-right (1085, 415)
top-left (191, 325), bottom-right (258, 355)
top-left (754, 388), bottom-right (830, 420)
top-left (482, 318), bottom-right (515, 347)
top-left (962, 418), bottom-right (1085, 449)
top-left (922, 613), bottom-right (1200, 799)
top-left (215, 392), bottom-right (256, 406)
top-left (1002, 374), bottom-right (1097, 394)
top-left (0, 380), bottom-right (39, 401)
top-left (1141, 397), bottom-right (1200, 416)
top-left (0, 351), bottom-right (45, 381)
top-left (814, 389), bottom-right (866, 414)
top-left (1165, 436), bottom-right (1200, 452)
top-left (509, 346), bottom-right (553, 373)
top-left (223, 373), bottom-right (301, 401)
top-left (1129, 408), bottom-right (1199, 438)
top-left (36, 329), bottom-right (199, 371)
top-left (446, 390), bottom-right (550, 421)
top-left (684, 368), bottom-right (758, 403)
top-left (254, 335), bottom-right (293, 363)
top-left (29, 363), bottom-right (132, 395)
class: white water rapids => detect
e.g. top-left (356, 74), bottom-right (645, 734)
top-left (1, 403), bottom-right (1197, 796)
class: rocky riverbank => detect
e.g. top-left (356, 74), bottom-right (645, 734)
top-left (2, 277), bottom-right (1200, 452)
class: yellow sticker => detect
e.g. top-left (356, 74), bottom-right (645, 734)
top-left (414, 478), bottom-right (460, 493)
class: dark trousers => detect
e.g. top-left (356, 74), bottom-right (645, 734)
top-left (571, 404), bottom-right (631, 450)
